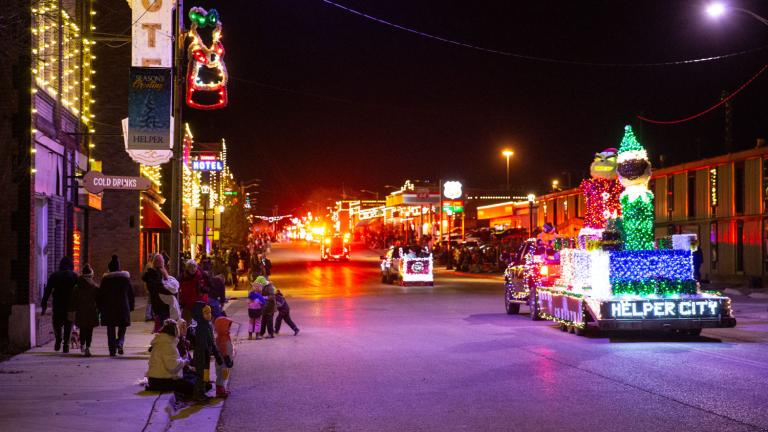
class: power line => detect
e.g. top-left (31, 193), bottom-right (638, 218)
top-left (321, 0), bottom-right (768, 67)
top-left (637, 64), bottom-right (768, 125)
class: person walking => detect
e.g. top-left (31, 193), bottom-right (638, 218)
top-left (99, 255), bottom-right (134, 356)
top-left (143, 254), bottom-right (173, 332)
top-left (41, 257), bottom-right (78, 353)
top-left (275, 289), bottom-right (299, 336)
top-left (255, 276), bottom-right (276, 339)
top-left (69, 264), bottom-right (100, 356)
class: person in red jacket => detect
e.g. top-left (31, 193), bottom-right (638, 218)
top-left (179, 259), bottom-right (209, 322)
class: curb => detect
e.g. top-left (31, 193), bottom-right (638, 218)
top-left (143, 393), bottom-right (174, 432)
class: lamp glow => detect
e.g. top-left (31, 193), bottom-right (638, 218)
top-left (706, 2), bottom-right (726, 18)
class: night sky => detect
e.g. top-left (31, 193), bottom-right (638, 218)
top-left (183, 0), bottom-right (768, 213)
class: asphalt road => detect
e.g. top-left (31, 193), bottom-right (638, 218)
top-left (219, 242), bottom-right (768, 432)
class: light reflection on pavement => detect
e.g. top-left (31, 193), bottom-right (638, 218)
top-left (219, 242), bottom-right (768, 432)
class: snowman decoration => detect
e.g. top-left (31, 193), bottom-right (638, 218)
top-left (616, 126), bottom-right (655, 250)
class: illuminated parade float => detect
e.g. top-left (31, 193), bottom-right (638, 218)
top-left (504, 126), bottom-right (737, 334)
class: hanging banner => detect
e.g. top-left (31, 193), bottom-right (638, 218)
top-left (127, 0), bottom-right (174, 165)
top-left (131, 0), bottom-right (173, 67)
top-left (126, 67), bottom-right (173, 165)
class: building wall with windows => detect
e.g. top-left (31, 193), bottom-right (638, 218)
top-left (0, 0), bottom-right (96, 352)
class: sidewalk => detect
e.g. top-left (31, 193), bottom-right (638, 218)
top-left (0, 297), bottom-right (223, 432)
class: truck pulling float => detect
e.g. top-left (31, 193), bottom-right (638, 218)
top-left (504, 126), bottom-right (737, 335)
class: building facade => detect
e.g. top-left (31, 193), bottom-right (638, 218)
top-left (1, 0), bottom-right (96, 351)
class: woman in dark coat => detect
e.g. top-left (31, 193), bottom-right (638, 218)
top-left (41, 256), bottom-right (78, 353)
top-left (142, 254), bottom-right (172, 333)
top-left (99, 255), bottom-right (135, 356)
top-left (69, 264), bottom-right (100, 357)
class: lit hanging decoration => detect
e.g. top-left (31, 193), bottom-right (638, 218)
top-left (616, 125), bottom-right (654, 251)
top-left (186, 7), bottom-right (228, 110)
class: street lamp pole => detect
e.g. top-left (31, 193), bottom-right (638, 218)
top-left (502, 149), bottom-right (514, 192)
top-left (527, 193), bottom-right (536, 238)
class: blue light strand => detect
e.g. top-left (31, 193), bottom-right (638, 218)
top-left (609, 250), bottom-right (693, 282)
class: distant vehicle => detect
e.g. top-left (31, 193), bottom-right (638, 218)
top-left (380, 245), bottom-right (433, 286)
top-left (321, 234), bottom-right (350, 262)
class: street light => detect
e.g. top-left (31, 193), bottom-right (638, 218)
top-left (551, 179), bottom-right (559, 192)
top-left (705, 2), bottom-right (768, 26)
top-left (527, 193), bottom-right (536, 238)
top-left (502, 149), bottom-right (514, 192)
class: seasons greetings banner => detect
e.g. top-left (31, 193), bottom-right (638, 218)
top-left (128, 67), bottom-right (171, 150)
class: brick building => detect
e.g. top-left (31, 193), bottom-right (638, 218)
top-left (0, 0), bottom-right (96, 351)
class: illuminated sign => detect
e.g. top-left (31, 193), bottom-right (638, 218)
top-left (359, 206), bottom-right (385, 220)
top-left (603, 299), bottom-right (724, 320)
top-left (443, 181), bottom-right (463, 199)
top-left (191, 159), bottom-right (223, 171)
top-left (442, 200), bottom-right (464, 214)
top-left (72, 229), bottom-right (81, 271)
top-left (83, 171), bottom-right (152, 194)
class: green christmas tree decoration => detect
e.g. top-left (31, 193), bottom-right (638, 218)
top-left (619, 125), bottom-right (644, 153)
top-left (616, 125), bottom-right (654, 251)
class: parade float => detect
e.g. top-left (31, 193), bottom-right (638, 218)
top-left (504, 126), bottom-right (736, 335)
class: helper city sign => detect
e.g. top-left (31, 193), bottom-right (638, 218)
top-left (603, 299), bottom-right (724, 320)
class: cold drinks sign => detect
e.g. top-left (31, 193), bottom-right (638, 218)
top-left (83, 171), bottom-right (151, 194)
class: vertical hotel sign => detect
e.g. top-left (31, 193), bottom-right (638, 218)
top-left (127, 0), bottom-right (173, 165)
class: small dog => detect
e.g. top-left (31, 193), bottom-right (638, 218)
top-left (70, 325), bottom-right (81, 351)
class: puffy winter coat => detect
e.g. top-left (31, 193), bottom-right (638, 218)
top-left (179, 269), bottom-right (208, 311)
top-left (146, 333), bottom-right (185, 379)
top-left (142, 267), bottom-right (171, 317)
top-left (98, 271), bottom-right (135, 327)
top-left (70, 275), bottom-right (100, 328)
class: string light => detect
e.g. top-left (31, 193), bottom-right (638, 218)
top-left (186, 7), bottom-right (228, 110)
top-left (617, 126), bottom-right (654, 251)
top-left (580, 177), bottom-right (623, 229)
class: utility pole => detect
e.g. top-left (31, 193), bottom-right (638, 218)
top-left (169, 0), bottom-right (185, 276)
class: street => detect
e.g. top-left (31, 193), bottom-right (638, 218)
top-left (219, 242), bottom-right (768, 432)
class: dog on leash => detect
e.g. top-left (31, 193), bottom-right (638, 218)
top-left (70, 325), bottom-right (81, 352)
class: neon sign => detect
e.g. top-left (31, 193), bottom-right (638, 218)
top-left (72, 229), bottom-right (82, 271)
top-left (191, 159), bottom-right (223, 171)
